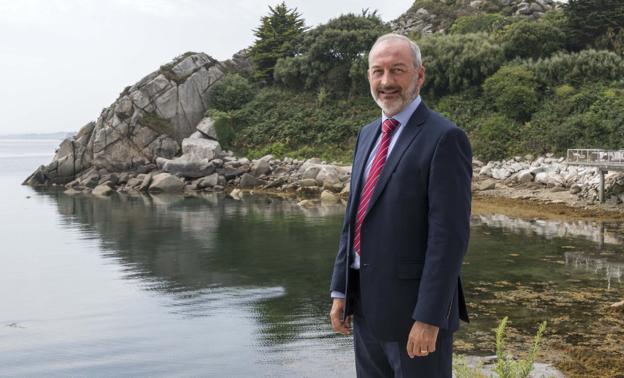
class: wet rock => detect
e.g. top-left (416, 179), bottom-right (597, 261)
top-left (239, 173), bottom-right (259, 189)
top-left (198, 173), bottom-right (219, 188)
top-left (229, 188), bottom-right (242, 200)
top-left (320, 190), bottom-right (339, 204)
top-left (157, 156), bottom-right (215, 178)
top-left (92, 184), bottom-right (113, 196)
top-left (148, 173), bottom-right (184, 193)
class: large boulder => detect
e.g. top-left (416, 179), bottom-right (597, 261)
top-left (24, 52), bottom-right (227, 186)
top-left (148, 173), bottom-right (185, 193)
top-left (181, 138), bottom-right (222, 160)
top-left (195, 117), bottom-right (219, 140)
top-left (157, 156), bottom-right (215, 178)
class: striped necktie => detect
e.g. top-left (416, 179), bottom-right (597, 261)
top-left (353, 118), bottom-right (400, 255)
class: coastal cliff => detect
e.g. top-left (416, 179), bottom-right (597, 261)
top-left (23, 52), bottom-right (239, 186)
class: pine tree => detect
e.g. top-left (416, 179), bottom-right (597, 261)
top-left (249, 2), bottom-right (305, 84)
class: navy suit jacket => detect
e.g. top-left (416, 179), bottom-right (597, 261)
top-left (330, 102), bottom-right (472, 341)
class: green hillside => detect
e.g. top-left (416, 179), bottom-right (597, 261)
top-left (209, 0), bottom-right (624, 162)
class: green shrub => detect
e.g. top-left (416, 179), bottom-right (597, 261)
top-left (497, 18), bottom-right (567, 60)
top-left (564, 0), bottom-right (624, 51)
top-left (432, 90), bottom-right (489, 134)
top-left (483, 65), bottom-right (539, 122)
top-left (526, 49), bottom-right (624, 87)
top-left (521, 84), bottom-right (624, 154)
top-left (215, 87), bottom-right (378, 161)
top-left (208, 74), bottom-right (257, 112)
top-left (419, 33), bottom-right (505, 98)
top-left (206, 110), bottom-right (237, 150)
top-left (470, 114), bottom-right (518, 161)
top-left (450, 13), bottom-right (509, 34)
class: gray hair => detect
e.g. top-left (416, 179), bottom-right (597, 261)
top-left (369, 33), bottom-right (422, 68)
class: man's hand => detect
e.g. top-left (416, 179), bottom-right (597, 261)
top-left (406, 321), bottom-right (439, 358)
top-left (330, 298), bottom-right (352, 335)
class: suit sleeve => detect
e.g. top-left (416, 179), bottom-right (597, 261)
top-left (329, 129), bottom-right (362, 295)
top-left (412, 126), bottom-right (472, 328)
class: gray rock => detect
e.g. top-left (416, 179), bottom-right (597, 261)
top-left (516, 170), bottom-right (534, 183)
top-left (139, 172), bottom-right (153, 191)
top-left (302, 166), bottom-right (321, 180)
top-left (24, 52), bottom-right (225, 186)
top-left (181, 138), bottom-right (222, 160)
top-left (221, 167), bottom-right (246, 180)
top-left (198, 173), bottom-right (219, 188)
top-left (239, 173), bottom-right (259, 189)
top-left (491, 168), bottom-right (512, 180)
top-left (320, 190), bottom-right (339, 204)
top-left (148, 173), bottom-right (185, 193)
top-left (251, 159), bottom-right (271, 177)
top-left (297, 178), bottom-right (319, 187)
top-left (478, 179), bottom-right (497, 191)
top-left (92, 184), bottom-right (113, 196)
top-left (195, 117), bottom-right (219, 140)
top-left (126, 177), bottom-right (143, 188)
top-left (159, 156), bottom-right (215, 178)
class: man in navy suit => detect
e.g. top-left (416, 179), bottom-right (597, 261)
top-left (329, 33), bottom-right (471, 377)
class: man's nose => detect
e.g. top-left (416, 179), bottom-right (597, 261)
top-left (380, 70), bottom-right (394, 86)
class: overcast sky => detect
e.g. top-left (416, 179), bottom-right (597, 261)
top-left (0, 0), bottom-right (412, 135)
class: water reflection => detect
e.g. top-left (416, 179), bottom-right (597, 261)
top-left (564, 251), bottom-right (624, 289)
top-left (473, 213), bottom-right (624, 246)
top-left (37, 188), bottom-right (347, 347)
top-left (32, 189), bottom-right (624, 372)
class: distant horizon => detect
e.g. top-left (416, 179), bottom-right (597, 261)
top-left (0, 131), bottom-right (76, 139)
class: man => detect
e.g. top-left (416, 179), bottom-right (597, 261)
top-left (329, 33), bottom-right (471, 377)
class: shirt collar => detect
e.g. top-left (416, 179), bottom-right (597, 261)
top-left (381, 95), bottom-right (422, 128)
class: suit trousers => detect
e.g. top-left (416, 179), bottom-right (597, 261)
top-left (350, 270), bottom-right (453, 378)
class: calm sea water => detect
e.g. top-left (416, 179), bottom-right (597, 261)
top-left (1, 139), bottom-right (622, 377)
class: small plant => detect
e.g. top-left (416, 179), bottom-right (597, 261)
top-left (495, 316), bottom-right (548, 378)
top-left (453, 353), bottom-right (487, 378)
top-left (452, 317), bottom-right (548, 378)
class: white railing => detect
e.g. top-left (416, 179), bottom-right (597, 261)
top-left (566, 149), bottom-right (624, 166)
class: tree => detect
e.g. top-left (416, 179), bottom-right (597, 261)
top-left (249, 2), bottom-right (306, 84)
top-left (564, 0), bottom-right (624, 50)
top-left (418, 33), bottom-right (505, 98)
top-left (496, 18), bottom-right (566, 60)
top-left (483, 65), bottom-right (539, 122)
top-left (274, 11), bottom-right (390, 96)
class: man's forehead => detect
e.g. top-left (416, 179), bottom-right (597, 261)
top-left (369, 39), bottom-right (412, 65)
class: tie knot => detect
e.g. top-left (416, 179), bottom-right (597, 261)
top-left (382, 118), bottom-right (399, 134)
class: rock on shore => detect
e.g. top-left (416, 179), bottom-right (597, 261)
top-left (474, 154), bottom-right (624, 204)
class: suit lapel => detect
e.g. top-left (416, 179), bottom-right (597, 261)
top-left (349, 119), bottom-right (381, 220)
top-left (364, 103), bottom-right (430, 217)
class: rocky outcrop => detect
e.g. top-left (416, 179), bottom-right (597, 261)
top-left (475, 154), bottom-right (624, 204)
top-left (391, 0), bottom-right (558, 36)
top-left (24, 52), bottom-right (227, 186)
